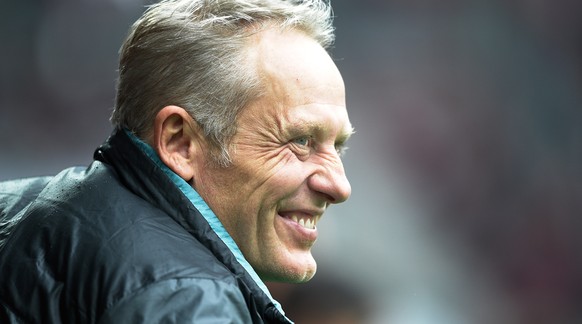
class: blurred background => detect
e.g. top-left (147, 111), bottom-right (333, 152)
top-left (2, 0), bottom-right (582, 323)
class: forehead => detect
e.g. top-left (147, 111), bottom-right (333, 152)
top-left (250, 28), bottom-right (346, 108)
top-left (242, 28), bottom-right (350, 134)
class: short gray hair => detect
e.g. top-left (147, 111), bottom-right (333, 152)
top-left (111, 0), bottom-right (336, 166)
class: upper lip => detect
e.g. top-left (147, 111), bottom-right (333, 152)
top-left (278, 208), bottom-right (325, 218)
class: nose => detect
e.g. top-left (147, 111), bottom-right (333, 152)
top-left (308, 157), bottom-right (352, 204)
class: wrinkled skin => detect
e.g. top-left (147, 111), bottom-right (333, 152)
top-left (193, 28), bottom-right (353, 283)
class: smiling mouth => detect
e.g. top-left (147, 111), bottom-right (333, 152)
top-left (280, 213), bottom-right (321, 230)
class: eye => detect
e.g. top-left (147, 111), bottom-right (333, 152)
top-left (293, 136), bottom-right (310, 146)
top-left (289, 136), bottom-right (313, 159)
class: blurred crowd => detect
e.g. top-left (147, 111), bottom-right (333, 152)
top-left (2, 0), bottom-right (582, 323)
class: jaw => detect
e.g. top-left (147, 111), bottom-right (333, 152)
top-left (258, 250), bottom-right (318, 283)
top-left (253, 214), bottom-right (318, 283)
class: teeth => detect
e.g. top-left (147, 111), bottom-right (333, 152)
top-left (288, 215), bottom-right (317, 230)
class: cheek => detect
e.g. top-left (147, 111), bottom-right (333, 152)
top-left (235, 150), bottom-right (291, 187)
top-left (255, 171), bottom-right (313, 222)
top-left (227, 149), bottom-right (313, 216)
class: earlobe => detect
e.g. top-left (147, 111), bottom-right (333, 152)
top-left (153, 105), bottom-right (200, 182)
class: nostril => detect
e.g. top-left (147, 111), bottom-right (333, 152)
top-left (320, 191), bottom-right (337, 204)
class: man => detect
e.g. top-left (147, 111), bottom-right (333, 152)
top-left (0, 0), bottom-right (352, 322)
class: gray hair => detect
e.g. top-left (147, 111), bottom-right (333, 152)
top-left (111, 0), bottom-right (335, 166)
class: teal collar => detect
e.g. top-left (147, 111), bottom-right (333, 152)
top-left (124, 130), bottom-right (285, 316)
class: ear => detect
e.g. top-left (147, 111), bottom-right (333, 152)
top-left (152, 105), bottom-right (203, 182)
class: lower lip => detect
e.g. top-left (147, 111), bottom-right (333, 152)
top-left (277, 214), bottom-right (319, 245)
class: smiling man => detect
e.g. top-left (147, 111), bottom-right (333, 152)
top-left (0, 0), bottom-right (352, 323)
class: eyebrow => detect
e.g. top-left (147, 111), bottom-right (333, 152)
top-left (337, 125), bottom-right (355, 144)
top-left (288, 120), bottom-right (354, 141)
top-left (334, 125), bottom-right (354, 151)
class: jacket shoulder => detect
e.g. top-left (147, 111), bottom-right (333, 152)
top-left (0, 176), bottom-right (53, 221)
top-left (0, 176), bottom-right (53, 248)
top-left (0, 162), bottom-right (250, 323)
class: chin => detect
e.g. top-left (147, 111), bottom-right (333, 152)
top-left (293, 267), bottom-right (317, 283)
top-left (260, 258), bottom-right (317, 283)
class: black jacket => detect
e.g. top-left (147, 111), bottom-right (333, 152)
top-left (0, 129), bottom-right (290, 323)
